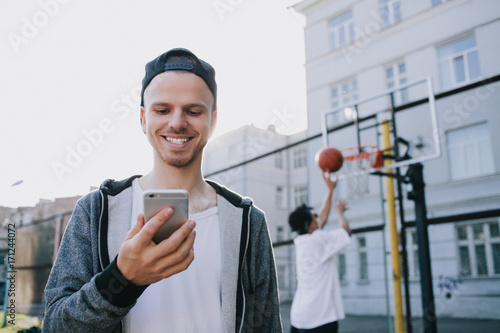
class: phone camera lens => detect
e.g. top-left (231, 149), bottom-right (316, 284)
top-left (149, 193), bottom-right (154, 198)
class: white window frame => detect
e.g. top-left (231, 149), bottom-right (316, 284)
top-left (456, 220), bottom-right (500, 277)
top-left (357, 236), bottom-right (369, 282)
top-left (275, 151), bottom-right (283, 169)
top-left (385, 61), bottom-right (408, 105)
top-left (447, 123), bottom-right (495, 180)
top-left (294, 185), bottom-right (308, 207)
top-left (293, 146), bottom-right (307, 169)
top-left (432, 0), bottom-right (449, 6)
top-left (335, 179), bottom-right (349, 200)
top-left (338, 253), bottom-right (347, 283)
top-left (328, 11), bottom-right (354, 51)
top-left (380, 0), bottom-right (402, 28)
top-left (277, 264), bottom-right (286, 289)
top-left (277, 226), bottom-right (284, 242)
top-left (330, 78), bottom-right (358, 125)
top-left (437, 35), bottom-right (481, 90)
top-left (406, 229), bottom-right (420, 279)
top-left (276, 186), bottom-right (284, 209)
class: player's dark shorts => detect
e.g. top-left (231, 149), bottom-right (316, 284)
top-left (291, 321), bottom-right (338, 333)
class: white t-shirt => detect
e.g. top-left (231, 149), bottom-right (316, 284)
top-left (127, 179), bottom-right (221, 333)
top-left (290, 228), bottom-right (351, 329)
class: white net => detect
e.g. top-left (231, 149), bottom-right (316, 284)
top-left (338, 146), bottom-right (383, 198)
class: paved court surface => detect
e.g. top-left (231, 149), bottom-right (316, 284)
top-left (280, 300), bottom-right (500, 332)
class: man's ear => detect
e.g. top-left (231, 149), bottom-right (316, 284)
top-left (140, 107), bottom-right (146, 134)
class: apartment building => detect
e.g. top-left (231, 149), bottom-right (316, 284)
top-left (293, 0), bottom-right (500, 320)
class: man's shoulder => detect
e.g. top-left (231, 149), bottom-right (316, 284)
top-left (74, 187), bottom-right (101, 210)
top-left (100, 175), bottom-right (141, 196)
top-left (206, 179), bottom-right (253, 209)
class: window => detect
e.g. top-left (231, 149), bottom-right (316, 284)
top-left (339, 253), bottom-right (347, 283)
top-left (294, 185), bottom-right (308, 207)
top-left (328, 11), bottom-right (354, 51)
top-left (293, 146), bottom-right (307, 169)
top-left (358, 236), bottom-right (369, 281)
top-left (276, 186), bottom-right (284, 208)
top-left (335, 179), bottom-right (348, 200)
top-left (330, 79), bottom-right (358, 125)
top-left (432, 0), bottom-right (449, 6)
top-left (438, 35), bottom-right (481, 89)
top-left (275, 151), bottom-right (283, 169)
top-left (380, 0), bottom-right (401, 28)
top-left (386, 61), bottom-right (408, 105)
top-left (447, 123), bottom-right (495, 180)
top-left (277, 226), bottom-right (284, 242)
top-left (277, 265), bottom-right (286, 289)
top-left (406, 230), bottom-right (420, 279)
top-left (457, 221), bottom-right (500, 277)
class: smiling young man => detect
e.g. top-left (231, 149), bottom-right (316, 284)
top-left (44, 48), bottom-right (282, 333)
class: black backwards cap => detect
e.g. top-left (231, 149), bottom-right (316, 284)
top-left (140, 48), bottom-right (217, 107)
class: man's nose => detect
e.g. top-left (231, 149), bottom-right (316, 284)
top-left (168, 109), bottom-right (187, 130)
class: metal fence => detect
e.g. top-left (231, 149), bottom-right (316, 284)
top-left (403, 210), bottom-right (500, 333)
top-left (275, 210), bottom-right (500, 333)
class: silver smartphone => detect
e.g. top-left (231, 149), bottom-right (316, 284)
top-left (143, 189), bottom-right (189, 244)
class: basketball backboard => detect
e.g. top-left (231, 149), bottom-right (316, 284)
top-left (320, 77), bottom-right (441, 196)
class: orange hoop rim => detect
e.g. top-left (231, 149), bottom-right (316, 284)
top-left (340, 145), bottom-right (384, 168)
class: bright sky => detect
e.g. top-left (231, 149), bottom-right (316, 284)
top-left (0, 0), bottom-right (307, 208)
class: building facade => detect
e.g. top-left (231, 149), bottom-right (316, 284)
top-left (0, 196), bottom-right (80, 313)
top-left (294, 0), bottom-right (500, 321)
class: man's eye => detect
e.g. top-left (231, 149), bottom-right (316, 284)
top-left (156, 109), bottom-right (168, 114)
top-left (187, 110), bottom-right (202, 116)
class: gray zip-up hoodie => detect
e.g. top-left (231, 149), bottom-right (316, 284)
top-left (44, 176), bottom-right (282, 332)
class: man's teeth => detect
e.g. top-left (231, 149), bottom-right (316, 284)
top-left (166, 137), bottom-right (190, 144)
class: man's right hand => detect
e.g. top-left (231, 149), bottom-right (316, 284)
top-left (322, 172), bottom-right (338, 193)
top-left (116, 207), bottom-right (196, 286)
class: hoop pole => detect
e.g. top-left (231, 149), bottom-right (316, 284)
top-left (382, 120), bottom-right (405, 333)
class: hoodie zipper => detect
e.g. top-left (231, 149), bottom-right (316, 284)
top-left (238, 206), bottom-right (251, 333)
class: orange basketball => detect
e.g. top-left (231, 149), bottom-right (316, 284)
top-left (315, 147), bottom-right (344, 173)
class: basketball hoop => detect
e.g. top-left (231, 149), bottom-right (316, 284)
top-left (338, 145), bottom-right (384, 197)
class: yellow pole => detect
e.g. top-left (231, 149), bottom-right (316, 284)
top-left (382, 120), bottom-right (405, 333)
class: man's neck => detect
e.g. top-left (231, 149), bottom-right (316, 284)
top-left (139, 159), bottom-right (217, 214)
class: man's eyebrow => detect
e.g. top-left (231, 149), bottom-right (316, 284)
top-left (150, 102), bottom-right (171, 108)
top-left (149, 102), bottom-right (208, 110)
top-left (183, 103), bottom-right (209, 110)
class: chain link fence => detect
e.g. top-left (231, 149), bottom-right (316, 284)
top-left (275, 211), bottom-right (500, 333)
top-left (404, 213), bottom-right (500, 333)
